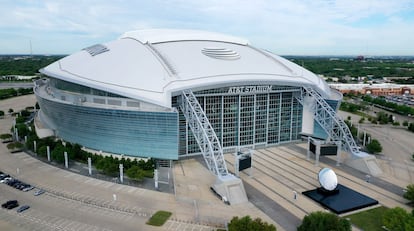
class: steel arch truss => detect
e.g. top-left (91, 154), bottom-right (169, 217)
top-left (180, 90), bottom-right (229, 177)
top-left (297, 87), bottom-right (360, 155)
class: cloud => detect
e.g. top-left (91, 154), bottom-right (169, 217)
top-left (0, 0), bottom-right (413, 55)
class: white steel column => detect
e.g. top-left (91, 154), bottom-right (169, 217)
top-left (180, 90), bottom-right (228, 177)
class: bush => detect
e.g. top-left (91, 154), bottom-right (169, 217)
top-left (0, 133), bottom-right (12, 140)
top-left (404, 184), bottom-right (414, 203)
top-left (37, 145), bottom-right (48, 158)
top-left (96, 156), bottom-right (119, 176)
top-left (228, 216), bottom-right (276, 231)
top-left (409, 123), bottom-right (414, 133)
top-left (298, 211), bottom-right (350, 231)
top-left (126, 165), bottom-right (146, 181)
top-left (403, 121), bottom-right (409, 126)
top-left (15, 123), bottom-right (29, 138)
top-left (382, 207), bottom-right (414, 231)
top-left (366, 139), bottom-right (382, 154)
top-left (51, 142), bottom-right (67, 164)
top-left (6, 142), bottom-right (24, 151)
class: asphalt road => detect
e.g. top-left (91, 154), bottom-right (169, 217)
top-left (0, 174), bottom-right (152, 231)
top-left (339, 110), bottom-right (414, 186)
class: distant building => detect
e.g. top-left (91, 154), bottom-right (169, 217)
top-left (330, 83), bottom-right (413, 96)
top-left (1, 75), bottom-right (38, 81)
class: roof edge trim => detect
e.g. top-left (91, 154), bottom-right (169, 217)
top-left (120, 29), bottom-right (249, 45)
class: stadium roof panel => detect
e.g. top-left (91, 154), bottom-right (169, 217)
top-left (40, 29), bottom-right (331, 107)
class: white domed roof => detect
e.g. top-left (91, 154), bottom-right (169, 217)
top-left (40, 29), bottom-right (331, 108)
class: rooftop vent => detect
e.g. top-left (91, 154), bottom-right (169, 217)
top-left (83, 44), bottom-right (109, 56)
top-left (201, 47), bottom-right (240, 60)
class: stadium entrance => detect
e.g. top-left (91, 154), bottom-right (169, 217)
top-left (173, 85), bottom-right (303, 157)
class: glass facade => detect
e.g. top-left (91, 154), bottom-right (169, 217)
top-left (37, 96), bottom-right (179, 159)
top-left (313, 99), bottom-right (340, 139)
top-left (173, 85), bottom-right (303, 156)
top-left (36, 78), bottom-right (311, 160)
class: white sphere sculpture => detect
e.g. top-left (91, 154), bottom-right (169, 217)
top-left (318, 168), bottom-right (338, 191)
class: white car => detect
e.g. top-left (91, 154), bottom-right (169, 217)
top-left (34, 189), bottom-right (45, 196)
top-left (22, 186), bottom-right (34, 192)
top-left (0, 177), bottom-right (12, 184)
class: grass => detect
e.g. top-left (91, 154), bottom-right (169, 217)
top-left (344, 206), bottom-right (389, 231)
top-left (146, 210), bottom-right (172, 226)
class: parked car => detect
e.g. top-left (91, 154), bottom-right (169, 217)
top-left (22, 186), bottom-right (34, 192)
top-left (1, 200), bottom-right (18, 209)
top-left (0, 174), bottom-right (9, 180)
top-left (17, 205), bottom-right (30, 213)
top-left (33, 189), bottom-right (45, 196)
top-left (0, 177), bottom-right (12, 184)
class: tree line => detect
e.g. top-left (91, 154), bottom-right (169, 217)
top-left (288, 56), bottom-right (414, 79)
top-left (0, 88), bottom-right (33, 100)
top-left (0, 55), bottom-right (62, 76)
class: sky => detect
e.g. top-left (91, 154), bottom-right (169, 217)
top-left (1, 0), bottom-right (414, 56)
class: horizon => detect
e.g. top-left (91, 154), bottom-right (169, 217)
top-left (1, 54), bottom-right (414, 59)
top-left (1, 1), bottom-right (414, 56)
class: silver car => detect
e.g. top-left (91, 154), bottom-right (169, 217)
top-left (33, 189), bottom-right (45, 196)
top-left (17, 205), bottom-right (30, 213)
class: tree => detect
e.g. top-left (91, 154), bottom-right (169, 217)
top-left (297, 211), bottom-right (351, 231)
top-left (15, 124), bottom-right (29, 138)
top-left (228, 216), bottom-right (276, 231)
top-left (96, 156), bottom-right (119, 176)
top-left (403, 184), bottom-right (414, 203)
top-left (382, 207), bottom-right (413, 231)
top-left (51, 143), bottom-right (66, 164)
top-left (37, 145), bottom-right (48, 158)
top-left (125, 165), bottom-right (146, 181)
top-left (366, 139), bottom-right (382, 154)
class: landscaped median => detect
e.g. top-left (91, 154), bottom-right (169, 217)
top-left (146, 210), bottom-right (172, 226)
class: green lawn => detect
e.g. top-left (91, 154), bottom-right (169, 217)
top-left (146, 210), bottom-right (172, 226)
top-left (344, 206), bottom-right (389, 231)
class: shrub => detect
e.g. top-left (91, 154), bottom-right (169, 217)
top-left (382, 207), bottom-right (414, 231)
top-left (37, 145), bottom-right (48, 158)
top-left (6, 142), bottom-right (24, 151)
top-left (403, 184), bottom-right (414, 203)
top-left (0, 133), bottom-right (12, 140)
top-left (228, 215), bottom-right (276, 231)
top-left (298, 211), bottom-right (350, 231)
top-left (126, 165), bottom-right (146, 181)
top-left (366, 139), bottom-right (382, 154)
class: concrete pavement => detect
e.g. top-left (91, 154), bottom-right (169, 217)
top-left (1, 95), bottom-right (412, 231)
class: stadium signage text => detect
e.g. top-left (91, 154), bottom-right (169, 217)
top-left (227, 85), bottom-right (272, 94)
